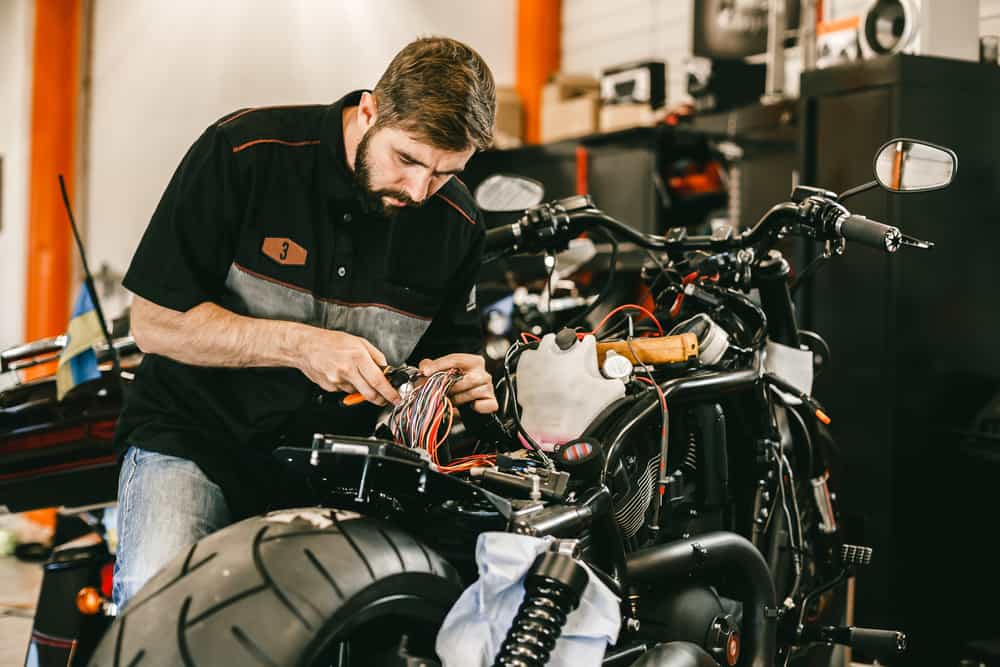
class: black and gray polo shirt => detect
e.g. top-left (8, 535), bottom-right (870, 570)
top-left (115, 90), bottom-right (485, 516)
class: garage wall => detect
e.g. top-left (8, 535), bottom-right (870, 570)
top-left (84, 0), bottom-right (516, 318)
top-left (562, 0), bottom-right (998, 109)
top-left (982, 0), bottom-right (1000, 35)
top-left (561, 0), bottom-right (692, 108)
top-left (0, 0), bottom-right (33, 353)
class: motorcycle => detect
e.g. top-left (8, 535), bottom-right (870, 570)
top-left (5, 138), bottom-right (954, 666)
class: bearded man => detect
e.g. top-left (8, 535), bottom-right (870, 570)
top-left (111, 36), bottom-right (498, 609)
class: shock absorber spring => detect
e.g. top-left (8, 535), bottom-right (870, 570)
top-left (493, 551), bottom-right (589, 667)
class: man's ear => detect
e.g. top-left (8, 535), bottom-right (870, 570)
top-left (357, 92), bottom-right (378, 131)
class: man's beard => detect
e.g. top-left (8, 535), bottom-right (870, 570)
top-left (353, 129), bottom-right (419, 219)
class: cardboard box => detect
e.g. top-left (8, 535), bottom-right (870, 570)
top-left (541, 94), bottom-right (601, 143)
top-left (599, 103), bottom-right (660, 133)
top-left (542, 73), bottom-right (600, 105)
top-left (540, 73), bottom-right (601, 143)
top-left (493, 87), bottom-right (523, 149)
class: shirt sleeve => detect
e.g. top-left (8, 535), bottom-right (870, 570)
top-left (407, 228), bottom-right (486, 364)
top-left (122, 124), bottom-right (243, 313)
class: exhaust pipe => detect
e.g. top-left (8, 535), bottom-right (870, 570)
top-left (626, 532), bottom-right (776, 667)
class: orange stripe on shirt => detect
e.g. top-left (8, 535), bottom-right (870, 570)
top-left (231, 138), bottom-right (320, 153)
top-left (435, 192), bottom-right (476, 225)
top-left (218, 104), bottom-right (315, 126)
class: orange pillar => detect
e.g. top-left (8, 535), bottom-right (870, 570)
top-left (23, 1), bottom-right (82, 533)
top-left (25, 0), bottom-right (83, 344)
top-left (516, 0), bottom-right (561, 144)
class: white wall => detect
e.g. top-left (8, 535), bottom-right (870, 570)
top-left (85, 0), bottom-right (516, 316)
top-left (562, 0), bottom-right (692, 108)
top-left (563, 0), bottom-right (996, 107)
top-left (981, 0), bottom-right (1000, 35)
top-left (0, 0), bottom-right (33, 352)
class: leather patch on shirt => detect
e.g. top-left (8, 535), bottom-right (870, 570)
top-left (261, 237), bottom-right (307, 266)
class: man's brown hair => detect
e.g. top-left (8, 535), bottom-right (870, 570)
top-left (373, 36), bottom-right (496, 152)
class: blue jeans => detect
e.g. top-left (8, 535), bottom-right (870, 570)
top-left (112, 446), bottom-right (231, 609)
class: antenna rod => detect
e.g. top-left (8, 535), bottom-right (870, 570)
top-left (58, 174), bottom-right (121, 383)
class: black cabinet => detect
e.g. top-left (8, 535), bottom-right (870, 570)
top-left (463, 126), bottom-right (731, 236)
top-left (800, 54), bottom-right (1000, 662)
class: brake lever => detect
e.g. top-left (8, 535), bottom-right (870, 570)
top-left (900, 234), bottom-right (934, 250)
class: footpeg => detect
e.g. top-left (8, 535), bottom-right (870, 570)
top-left (799, 624), bottom-right (906, 659)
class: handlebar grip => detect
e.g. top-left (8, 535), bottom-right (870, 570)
top-left (837, 214), bottom-right (902, 253)
top-left (484, 223), bottom-right (523, 253)
top-left (848, 627), bottom-right (907, 657)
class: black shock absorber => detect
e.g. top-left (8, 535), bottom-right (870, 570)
top-left (493, 551), bottom-right (590, 667)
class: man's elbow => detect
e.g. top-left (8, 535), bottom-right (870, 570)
top-left (129, 297), bottom-right (173, 354)
top-left (129, 304), bottom-right (155, 353)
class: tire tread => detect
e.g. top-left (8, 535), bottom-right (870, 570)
top-left (88, 509), bottom-right (460, 667)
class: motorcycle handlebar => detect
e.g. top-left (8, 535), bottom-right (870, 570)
top-left (484, 201), bottom-right (799, 257)
top-left (484, 220), bottom-right (522, 253)
top-left (484, 197), bottom-right (906, 258)
top-left (836, 214), bottom-right (902, 253)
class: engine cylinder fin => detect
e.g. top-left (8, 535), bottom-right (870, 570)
top-left (613, 456), bottom-right (660, 537)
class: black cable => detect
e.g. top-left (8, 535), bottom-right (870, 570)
top-left (599, 323), bottom-right (662, 341)
top-left (790, 253), bottom-right (829, 292)
top-left (783, 400), bottom-right (816, 486)
top-left (503, 341), bottom-right (555, 470)
top-left (719, 286), bottom-right (768, 349)
top-left (566, 228), bottom-right (618, 329)
top-left (642, 247), bottom-right (668, 275)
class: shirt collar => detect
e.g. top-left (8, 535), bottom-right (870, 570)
top-left (321, 89), bottom-right (367, 203)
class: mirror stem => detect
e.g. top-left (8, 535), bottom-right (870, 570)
top-left (837, 180), bottom-right (879, 202)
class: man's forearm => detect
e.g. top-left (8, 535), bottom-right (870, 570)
top-left (131, 296), bottom-right (306, 369)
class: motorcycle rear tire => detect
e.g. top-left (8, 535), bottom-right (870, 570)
top-left (87, 507), bottom-right (464, 666)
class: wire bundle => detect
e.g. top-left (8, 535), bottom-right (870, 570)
top-left (388, 369), bottom-right (496, 473)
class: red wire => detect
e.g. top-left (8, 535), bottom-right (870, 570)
top-left (589, 304), bottom-right (665, 337)
top-left (635, 377), bottom-right (668, 439)
top-left (520, 332), bottom-right (541, 343)
top-left (635, 375), bottom-right (669, 496)
top-left (670, 272), bottom-right (720, 319)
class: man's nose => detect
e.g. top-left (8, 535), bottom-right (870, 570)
top-left (404, 169), bottom-right (433, 204)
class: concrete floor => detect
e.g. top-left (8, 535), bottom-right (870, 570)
top-left (0, 555), bottom-right (43, 666)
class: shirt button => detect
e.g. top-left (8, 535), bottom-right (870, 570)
top-left (337, 266), bottom-right (347, 277)
top-left (342, 212), bottom-right (352, 223)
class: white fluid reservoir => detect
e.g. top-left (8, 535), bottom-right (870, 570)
top-left (515, 333), bottom-right (626, 450)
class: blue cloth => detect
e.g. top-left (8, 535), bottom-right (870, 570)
top-left (436, 532), bottom-right (621, 666)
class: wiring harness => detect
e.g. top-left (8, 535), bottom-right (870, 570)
top-left (388, 369), bottom-right (496, 473)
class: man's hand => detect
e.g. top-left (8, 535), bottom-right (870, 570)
top-left (418, 353), bottom-right (498, 414)
top-left (297, 329), bottom-right (400, 406)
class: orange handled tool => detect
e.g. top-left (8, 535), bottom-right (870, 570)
top-left (341, 364), bottom-right (421, 407)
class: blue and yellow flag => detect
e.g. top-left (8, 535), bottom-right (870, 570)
top-left (55, 285), bottom-right (103, 401)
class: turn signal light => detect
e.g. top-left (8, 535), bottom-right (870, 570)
top-left (726, 631), bottom-right (740, 666)
top-left (76, 587), bottom-right (104, 615)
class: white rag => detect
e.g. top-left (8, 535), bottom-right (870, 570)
top-left (435, 532), bottom-right (621, 666)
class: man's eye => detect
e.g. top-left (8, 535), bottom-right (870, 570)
top-left (399, 154), bottom-right (415, 165)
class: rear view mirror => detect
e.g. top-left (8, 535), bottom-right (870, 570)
top-left (874, 138), bottom-right (957, 193)
top-left (474, 174), bottom-right (545, 212)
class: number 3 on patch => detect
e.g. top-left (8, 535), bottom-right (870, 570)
top-left (261, 237), bottom-right (308, 266)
